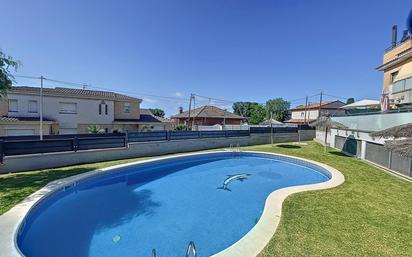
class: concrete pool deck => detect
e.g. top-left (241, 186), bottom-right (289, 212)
top-left (0, 150), bottom-right (344, 257)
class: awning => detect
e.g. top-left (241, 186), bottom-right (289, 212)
top-left (341, 99), bottom-right (380, 109)
top-left (395, 61), bottom-right (412, 81)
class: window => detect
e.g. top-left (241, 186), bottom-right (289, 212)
top-left (8, 99), bottom-right (18, 112)
top-left (123, 102), bottom-right (130, 113)
top-left (300, 112), bottom-right (305, 117)
top-left (59, 102), bottom-right (77, 114)
top-left (391, 71), bottom-right (399, 83)
top-left (28, 100), bottom-right (38, 113)
top-left (99, 102), bottom-right (108, 115)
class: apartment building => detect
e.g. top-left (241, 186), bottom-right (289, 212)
top-left (376, 25), bottom-right (412, 106)
top-left (0, 86), bottom-right (165, 136)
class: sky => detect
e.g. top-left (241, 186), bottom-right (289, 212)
top-left (1, 0), bottom-right (411, 116)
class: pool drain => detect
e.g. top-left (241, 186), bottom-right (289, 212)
top-left (112, 235), bottom-right (121, 243)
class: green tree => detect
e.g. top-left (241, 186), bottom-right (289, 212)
top-left (232, 102), bottom-right (261, 121)
top-left (140, 125), bottom-right (154, 132)
top-left (0, 50), bottom-right (20, 98)
top-left (265, 98), bottom-right (290, 122)
top-left (249, 104), bottom-right (266, 124)
top-left (149, 108), bottom-right (165, 118)
top-left (346, 98), bottom-right (355, 104)
top-left (174, 124), bottom-right (188, 131)
top-left (87, 125), bottom-right (104, 134)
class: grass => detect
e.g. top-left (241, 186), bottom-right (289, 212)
top-left (0, 141), bottom-right (411, 256)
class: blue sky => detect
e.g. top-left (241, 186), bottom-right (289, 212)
top-left (1, 0), bottom-right (411, 116)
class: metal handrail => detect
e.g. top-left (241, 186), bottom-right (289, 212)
top-left (152, 249), bottom-right (156, 257)
top-left (185, 241), bottom-right (197, 257)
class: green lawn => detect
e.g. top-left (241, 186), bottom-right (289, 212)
top-left (1, 142), bottom-right (411, 256)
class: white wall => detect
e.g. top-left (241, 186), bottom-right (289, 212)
top-left (7, 94), bottom-right (115, 131)
top-left (291, 109), bottom-right (319, 120)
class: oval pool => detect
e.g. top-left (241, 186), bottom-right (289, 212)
top-left (17, 152), bottom-right (332, 257)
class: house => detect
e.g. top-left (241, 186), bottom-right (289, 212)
top-left (139, 109), bottom-right (174, 131)
top-left (284, 100), bottom-right (346, 124)
top-left (376, 25), bottom-right (412, 106)
top-left (171, 105), bottom-right (245, 128)
top-left (0, 86), bottom-right (166, 136)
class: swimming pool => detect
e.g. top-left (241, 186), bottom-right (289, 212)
top-left (14, 152), bottom-right (341, 257)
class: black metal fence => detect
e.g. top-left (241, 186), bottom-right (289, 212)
top-left (250, 125), bottom-right (312, 134)
top-left (0, 127), bottom-right (313, 161)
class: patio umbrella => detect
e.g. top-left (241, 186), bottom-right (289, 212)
top-left (370, 123), bottom-right (412, 158)
top-left (370, 123), bottom-right (412, 139)
top-left (310, 115), bottom-right (347, 153)
top-left (380, 88), bottom-right (390, 112)
top-left (384, 138), bottom-right (412, 158)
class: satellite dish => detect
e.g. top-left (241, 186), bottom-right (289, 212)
top-left (408, 9), bottom-right (412, 34)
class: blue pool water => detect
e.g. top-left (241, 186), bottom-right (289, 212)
top-left (17, 152), bottom-right (330, 257)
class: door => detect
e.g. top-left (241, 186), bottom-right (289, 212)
top-left (6, 129), bottom-right (35, 136)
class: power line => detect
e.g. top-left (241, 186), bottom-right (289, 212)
top-left (13, 74), bottom-right (189, 103)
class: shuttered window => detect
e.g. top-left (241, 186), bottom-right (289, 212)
top-left (28, 100), bottom-right (38, 113)
top-left (123, 102), bottom-right (130, 113)
top-left (8, 99), bottom-right (18, 112)
top-left (59, 102), bottom-right (77, 114)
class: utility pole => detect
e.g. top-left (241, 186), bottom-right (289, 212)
top-left (318, 90), bottom-right (323, 118)
top-left (270, 112), bottom-right (273, 145)
top-left (40, 75), bottom-right (44, 140)
top-left (223, 109), bottom-right (227, 130)
top-left (187, 94), bottom-right (193, 130)
top-left (303, 96), bottom-right (308, 124)
top-left (187, 94), bottom-right (192, 130)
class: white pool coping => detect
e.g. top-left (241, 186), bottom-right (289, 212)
top-left (0, 150), bottom-right (344, 257)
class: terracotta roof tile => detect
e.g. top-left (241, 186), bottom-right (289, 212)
top-left (171, 105), bottom-right (244, 119)
top-left (291, 100), bottom-right (344, 111)
top-left (10, 86), bottom-right (141, 102)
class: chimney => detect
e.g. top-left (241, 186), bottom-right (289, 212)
top-left (178, 107), bottom-right (183, 114)
top-left (392, 25), bottom-right (398, 48)
top-left (401, 29), bottom-right (410, 42)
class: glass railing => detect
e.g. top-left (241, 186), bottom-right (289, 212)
top-left (391, 77), bottom-right (412, 93)
top-left (332, 112), bottom-right (412, 132)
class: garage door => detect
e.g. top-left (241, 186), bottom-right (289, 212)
top-left (59, 128), bottom-right (78, 135)
top-left (6, 129), bottom-right (35, 136)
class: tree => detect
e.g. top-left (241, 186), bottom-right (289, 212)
top-left (140, 125), bottom-right (154, 132)
top-left (232, 102), bottom-right (263, 123)
top-left (265, 98), bottom-right (290, 122)
top-left (174, 124), bottom-right (188, 131)
top-left (87, 125), bottom-right (105, 134)
top-left (346, 98), bottom-right (355, 105)
top-left (249, 104), bottom-right (266, 125)
top-left (149, 108), bottom-right (165, 118)
top-left (0, 50), bottom-right (20, 98)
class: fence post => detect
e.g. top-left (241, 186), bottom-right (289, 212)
top-left (0, 140), bottom-right (4, 164)
top-left (73, 137), bottom-right (79, 152)
top-left (225, 130), bottom-right (228, 137)
top-left (125, 130), bottom-right (129, 147)
top-left (199, 131), bottom-right (202, 138)
top-left (166, 130), bottom-right (171, 141)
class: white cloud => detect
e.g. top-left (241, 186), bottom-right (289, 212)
top-left (143, 97), bottom-right (157, 103)
top-left (175, 92), bottom-right (183, 97)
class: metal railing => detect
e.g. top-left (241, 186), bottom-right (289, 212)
top-left (185, 241), bottom-right (197, 257)
top-left (150, 241), bottom-right (198, 257)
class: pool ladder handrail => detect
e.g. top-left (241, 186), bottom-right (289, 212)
top-left (185, 241), bottom-right (198, 257)
top-left (150, 241), bottom-right (197, 257)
